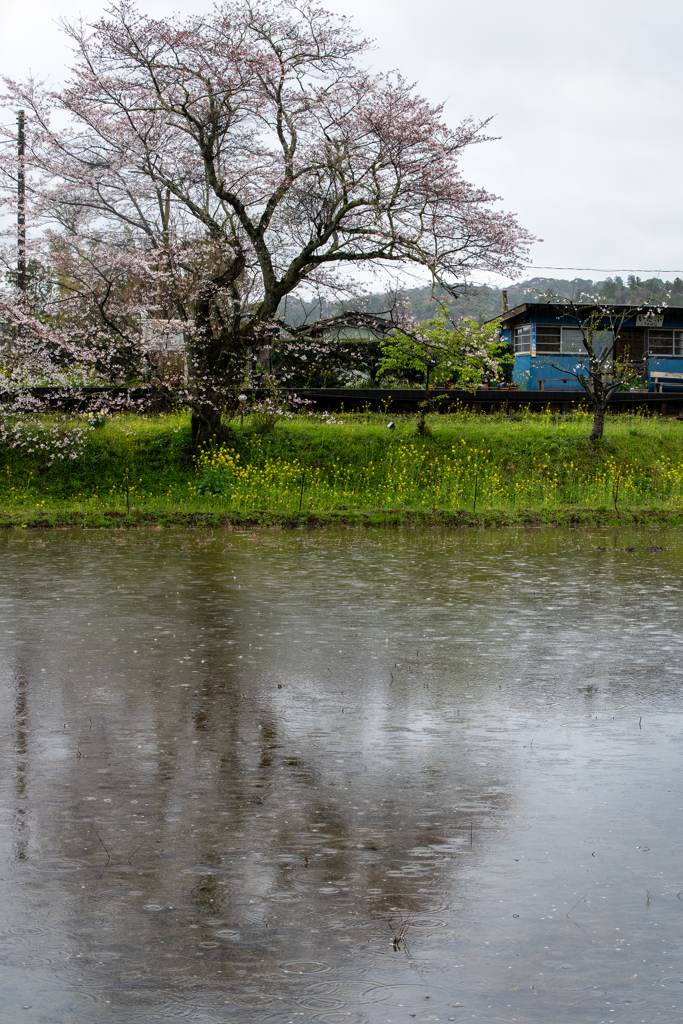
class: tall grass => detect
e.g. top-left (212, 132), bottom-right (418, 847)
top-left (2, 405), bottom-right (683, 517)
top-left (192, 431), bottom-right (683, 513)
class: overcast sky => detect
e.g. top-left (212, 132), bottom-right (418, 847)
top-left (2, 0), bottom-right (682, 284)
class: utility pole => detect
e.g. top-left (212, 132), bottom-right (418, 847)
top-left (17, 109), bottom-right (26, 292)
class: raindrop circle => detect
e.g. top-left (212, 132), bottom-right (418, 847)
top-left (279, 961), bottom-right (331, 975)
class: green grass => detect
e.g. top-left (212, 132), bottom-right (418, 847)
top-left (2, 406), bottom-right (683, 528)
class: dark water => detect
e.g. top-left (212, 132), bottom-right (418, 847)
top-left (1, 526), bottom-right (683, 1024)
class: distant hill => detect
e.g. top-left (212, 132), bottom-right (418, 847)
top-left (281, 275), bottom-right (683, 330)
top-left (384, 275), bottom-right (683, 324)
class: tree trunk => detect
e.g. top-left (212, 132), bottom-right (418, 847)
top-left (189, 292), bottom-right (246, 447)
top-left (589, 402), bottom-right (606, 441)
top-left (191, 403), bottom-right (224, 448)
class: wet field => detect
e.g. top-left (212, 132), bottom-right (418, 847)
top-left (1, 526), bottom-right (683, 1024)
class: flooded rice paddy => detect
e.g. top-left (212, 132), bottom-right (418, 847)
top-left (1, 526), bottom-right (683, 1024)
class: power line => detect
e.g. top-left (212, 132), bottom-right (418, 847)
top-left (529, 266), bottom-right (683, 274)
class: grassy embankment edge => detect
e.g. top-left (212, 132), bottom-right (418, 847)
top-left (3, 507), bottom-right (683, 530)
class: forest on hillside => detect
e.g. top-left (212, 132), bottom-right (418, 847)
top-left (386, 275), bottom-right (683, 323)
top-left (282, 276), bottom-right (683, 330)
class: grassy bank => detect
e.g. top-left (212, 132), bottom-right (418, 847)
top-left (2, 407), bottom-right (683, 528)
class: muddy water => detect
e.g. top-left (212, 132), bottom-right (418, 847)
top-left (1, 527), bottom-right (683, 1023)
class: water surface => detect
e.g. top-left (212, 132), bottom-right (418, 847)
top-left (1, 526), bottom-right (683, 1024)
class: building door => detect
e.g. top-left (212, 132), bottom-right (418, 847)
top-left (615, 328), bottom-right (645, 368)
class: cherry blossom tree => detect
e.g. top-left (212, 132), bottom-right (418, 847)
top-left (1, 0), bottom-right (532, 444)
top-left (548, 300), bottom-right (653, 442)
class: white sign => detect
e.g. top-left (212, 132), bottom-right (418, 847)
top-left (636, 314), bottom-right (664, 327)
top-left (142, 320), bottom-right (186, 352)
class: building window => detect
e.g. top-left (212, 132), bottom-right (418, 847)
top-left (513, 324), bottom-right (614, 356)
top-left (588, 330), bottom-right (613, 355)
top-left (514, 325), bottom-right (531, 353)
top-left (648, 329), bottom-right (683, 356)
top-left (560, 328), bottom-right (585, 354)
top-left (536, 326), bottom-right (560, 353)
top-left (561, 328), bottom-right (612, 355)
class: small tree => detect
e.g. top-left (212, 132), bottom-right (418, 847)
top-left (550, 302), bottom-right (652, 441)
top-left (377, 307), bottom-right (506, 390)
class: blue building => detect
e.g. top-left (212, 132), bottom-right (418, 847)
top-left (495, 303), bottom-right (683, 392)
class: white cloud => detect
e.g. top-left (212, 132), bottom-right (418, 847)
top-left (2, 0), bottom-right (681, 281)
